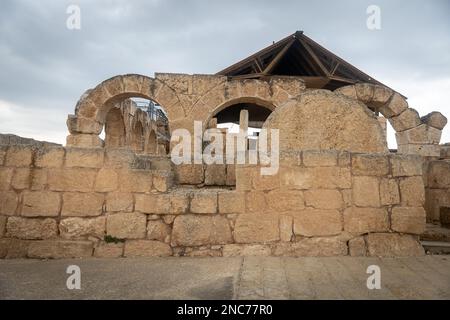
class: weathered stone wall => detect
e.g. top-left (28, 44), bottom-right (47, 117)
top-left (0, 144), bottom-right (426, 258)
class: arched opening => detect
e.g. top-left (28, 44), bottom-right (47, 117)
top-left (104, 107), bottom-right (126, 148)
top-left (130, 121), bottom-right (144, 153)
top-left (205, 100), bottom-right (274, 186)
top-left (145, 129), bottom-right (157, 155)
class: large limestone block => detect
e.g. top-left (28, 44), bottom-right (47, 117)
top-left (204, 164), bottom-right (226, 186)
top-left (264, 90), bottom-right (388, 153)
top-left (379, 92), bottom-right (407, 118)
top-left (427, 161), bottom-right (450, 188)
top-left (366, 233), bottom-right (424, 257)
top-left (94, 168), bottom-right (119, 192)
top-left (147, 220), bottom-right (171, 242)
top-left (0, 238), bottom-right (31, 258)
top-left (106, 212), bottom-right (147, 239)
top-left (5, 146), bottom-right (33, 167)
top-left (0, 191), bottom-right (19, 215)
top-left (391, 207), bottom-right (426, 234)
top-left (175, 164), bottom-right (204, 185)
top-left (391, 155), bottom-right (423, 177)
top-left (304, 189), bottom-right (343, 209)
top-left (28, 240), bottom-right (93, 258)
top-left (190, 191), bottom-right (217, 214)
top-left (135, 193), bottom-right (170, 214)
top-left (124, 240), bottom-right (172, 257)
top-left (280, 166), bottom-right (351, 190)
top-left (34, 147), bottom-right (65, 168)
top-left (396, 124), bottom-right (442, 145)
top-left (94, 242), bottom-right (123, 258)
top-left (65, 147), bottom-right (104, 168)
top-left (105, 192), bottom-right (134, 212)
top-left (48, 168), bottom-right (97, 192)
top-left (67, 115), bottom-right (103, 134)
top-left (245, 191), bottom-right (267, 213)
top-left (273, 237), bottom-right (348, 257)
top-left (352, 176), bottom-right (380, 207)
top-left (266, 190), bottom-right (305, 212)
top-left (0, 168), bottom-right (13, 191)
top-left (388, 108), bottom-right (421, 132)
top-left (21, 191), bottom-right (61, 217)
top-left (293, 209), bottom-right (342, 236)
top-left (380, 178), bottom-right (400, 205)
top-left (169, 191), bottom-right (190, 214)
top-left (118, 170), bottom-right (153, 193)
top-left (218, 191), bottom-right (245, 214)
top-left (6, 217), bottom-right (57, 240)
top-left (234, 214), bottom-right (279, 243)
top-left (421, 111), bottom-right (447, 130)
top-left (222, 244), bottom-right (271, 257)
top-left (59, 217), bottom-right (106, 239)
top-left (171, 215), bottom-right (232, 246)
top-left (348, 237), bottom-right (367, 256)
top-left (399, 176), bottom-right (425, 207)
top-left (302, 150), bottom-right (338, 167)
top-left (61, 192), bottom-right (104, 217)
top-left (11, 168), bottom-right (31, 190)
top-left (66, 134), bottom-right (104, 148)
top-left (343, 207), bottom-right (389, 234)
top-left (351, 154), bottom-right (389, 176)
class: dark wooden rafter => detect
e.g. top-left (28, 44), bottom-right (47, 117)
top-left (216, 31), bottom-right (403, 97)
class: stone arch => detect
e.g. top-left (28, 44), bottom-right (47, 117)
top-left (334, 83), bottom-right (446, 156)
top-left (145, 129), bottom-right (157, 154)
top-left (104, 107), bottom-right (126, 148)
top-left (130, 121), bottom-right (144, 153)
top-left (67, 74), bottom-right (184, 147)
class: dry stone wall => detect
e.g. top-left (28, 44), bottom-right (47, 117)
top-left (0, 143), bottom-right (426, 258)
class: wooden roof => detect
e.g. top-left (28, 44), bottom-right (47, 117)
top-left (217, 31), bottom-right (398, 93)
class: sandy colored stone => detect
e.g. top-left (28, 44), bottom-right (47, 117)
top-left (104, 149), bottom-right (135, 168)
top-left (48, 168), bottom-right (96, 192)
top-left (106, 212), bottom-right (147, 239)
top-left (380, 178), bottom-right (400, 205)
top-left (427, 160), bottom-right (450, 188)
top-left (265, 190), bottom-right (304, 212)
top-left (118, 170), bottom-right (153, 193)
top-left (65, 147), bottom-right (104, 168)
top-left (135, 193), bottom-right (170, 214)
top-left (352, 176), bottom-right (380, 207)
top-left (245, 191), bottom-right (267, 213)
top-left (397, 144), bottom-right (440, 157)
top-left (0, 215), bottom-right (6, 237)
top-left (66, 134), bottom-right (104, 148)
top-left (421, 111), bottom-right (447, 130)
top-left (0, 191), bottom-right (19, 215)
top-left (0, 238), bottom-right (31, 259)
top-left (34, 147), bottom-right (64, 168)
top-left (62, 192), bottom-right (104, 217)
top-left (94, 242), bottom-right (124, 258)
top-left (5, 146), bottom-right (33, 167)
top-left (396, 124), bottom-right (442, 145)
top-left (366, 233), bottom-right (424, 257)
top-left (105, 192), bottom-right (134, 212)
top-left (30, 169), bottom-right (47, 191)
top-left (169, 191), bottom-right (190, 214)
top-left (94, 168), bottom-right (118, 192)
top-left (124, 240), bottom-right (172, 257)
top-left (379, 92), bottom-right (407, 118)
top-left (304, 189), bottom-right (343, 209)
top-left (152, 171), bottom-right (172, 192)
top-left (399, 176), bottom-right (425, 207)
top-left (222, 244), bottom-right (271, 257)
top-left (234, 214), bottom-right (279, 243)
top-left (218, 191), bottom-right (245, 214)
top-left (190, 191), bottom-right (217, 214)
top-left (293, 209), bottom-right (342, 236)
top-left (175, 164), bottom-right (204, 185)
top-left (252, 171), bottom-right (280, 191)
top-left (0, 168), bottom-right (13, 191)
top-left (391, 207), bottom-right (426, 234)
top-left (6, 217), bottom-right (57, 240)
top-left (11, 168), bottom-right (31, 190)
top-left (59, 217), bottom-right (106, 239)
top-left (302, 150), bottom-right (337, 167)
top-left (204, 164), bottom-right (226, 186)
top-left (273, 237), bottom-right (348, 257)
top-left (351, 154), bottom-right (389, 176)
top-left (147, 220), bottom-right (171, 242)
top-left (388, 108), bottom-right (421, 132)
top-left (162, 215), bottom-right (176, 224)
top-left (22, 191), bottom-right (61, 217)
top-left (28, 240), bottom-right (93, 258)
top-left (348, 237), bottom-right (366, 256)
top-left (264, 90), bottom-right (388, 153)
top-left (391, 154), bottom-right (423, 177)
top-left (343, 207), bottom-right (389, 234)
top-left (279, 215), bottom-right (293, 242)
top-left (171, 215), bottom-right (232, 246)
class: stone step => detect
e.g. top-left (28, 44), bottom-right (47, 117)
top-left (421, 241), bottom-right (450, 254)
top-left (420, 223), bottom-right (450, 242)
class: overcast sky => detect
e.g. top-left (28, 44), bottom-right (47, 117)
top-left (0, 0), bottom-right (449, 147)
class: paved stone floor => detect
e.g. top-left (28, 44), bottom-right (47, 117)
top-left (0, 256), bottom-right (449, 299)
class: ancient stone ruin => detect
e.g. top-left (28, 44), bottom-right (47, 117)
top-left (1, 32), bottom-right (449, 259)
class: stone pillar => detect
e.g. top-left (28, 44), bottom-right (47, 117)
top-left (239, 109), bottom-right (249, 150)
